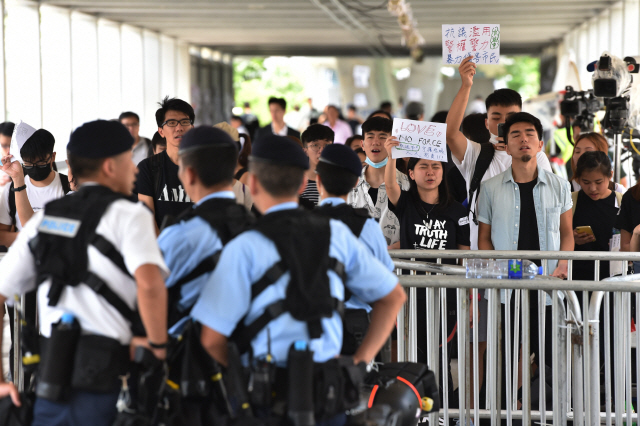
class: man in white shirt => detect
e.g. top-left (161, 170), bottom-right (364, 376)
top-left (120, 111), bottom-right (152, 166)
top-left (445, 56), bottom-right (552, 250)
top-left (0, 122), bottom-right (14, 186)
top-left (253, 97), bottom-right (301, 141)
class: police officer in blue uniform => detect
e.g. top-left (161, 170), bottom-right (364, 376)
top-left (313, 144), bottom-right (396, 356)
top-left (0, 120), bottom-right (169, 426)
top-left (158, 126), bottom-right (254, 336)
top-left (191, 135), bottom-right (406, 424)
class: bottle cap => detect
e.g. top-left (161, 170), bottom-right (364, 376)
top-left (538, 266), bottom-right (544, 275)
top-left (60, 313), bottom-right (75, 323)
top-left (294, 340), bottom-right (307, 351)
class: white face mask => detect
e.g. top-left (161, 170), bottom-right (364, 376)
top-left (489, 131), bottom-right (500, 145)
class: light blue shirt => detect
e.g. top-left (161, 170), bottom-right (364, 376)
top-left (158, 191), bottom-right (235, 335)
top-left (319, 197), bottom-right (394, 311)
top-left (477, 166), bottom-right (572, 303)
top-left (190, 202), bottom-right (398, 366)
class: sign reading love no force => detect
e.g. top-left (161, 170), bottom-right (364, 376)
top-left (391, 118), bottom-right (447, 162)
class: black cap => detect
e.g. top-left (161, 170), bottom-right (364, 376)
top-left (67, 120), bottom-right (133, 159)
top-left (319, 144), bottom-right (362, 177)
top-left (250, 135), bottom-right (309, 169)
top-left (179, 126), bottom-right (236, 154)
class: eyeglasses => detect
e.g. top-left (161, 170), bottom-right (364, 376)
top-left (23, 156), bottom-right (52, 169)
top-left (307, 142), bottom-right (332, 152)
top-left (161, 119), bottom-right (193, 128)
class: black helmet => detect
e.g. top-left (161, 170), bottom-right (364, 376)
top-left (367, 377), bottom-right (423, 426)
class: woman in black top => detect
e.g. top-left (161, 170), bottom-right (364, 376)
top-left (572, 151), bottom-right (621, 281)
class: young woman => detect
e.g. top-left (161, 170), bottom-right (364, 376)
top-left (570, 132), bottom-right (626, 193)
top-left (572, 150), bottom-right (623, 281)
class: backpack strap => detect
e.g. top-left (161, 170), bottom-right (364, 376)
top-left (8, 181), bottom-right (15, 228)
top-left (468, 143), bottom-right (495, 225)
top-left (615, 191), bottom-right (623, 208)
top-left (59, 173), bottom-right (71, 194)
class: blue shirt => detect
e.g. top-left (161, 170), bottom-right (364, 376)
top-left (477, 166), bottom-right (572, 303)
top-left (319, 197), bottom-right (395, 311)
top-left (158, 191), bottom-right (235, 335)
top-left (190, 202), bottom-right (399, 366)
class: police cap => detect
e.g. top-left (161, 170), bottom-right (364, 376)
top-left (319, 144), bottom-right (362, 177)
top-left (250, 135), bottom-right (309, 170)
top-left (67, 120), bottom-right (133, 159)
top-left (179, 126), bottom-right (236, 154)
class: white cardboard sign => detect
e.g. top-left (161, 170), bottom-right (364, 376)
top-left (10, 121), bottom-right (37, 163)
top-left (391, 118), bottom-right (447, 162)
top-left (442, 24), bottom-right (500, 65)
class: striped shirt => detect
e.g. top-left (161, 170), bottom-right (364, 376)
top-left (300, 179), bottom-right (320, 206)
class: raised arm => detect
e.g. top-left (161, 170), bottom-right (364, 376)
top-left (446, 56), bottom-right (476, 162)
top-left (383, 136), bottom-right (401, 206)
top-left (1, 156), bottom-right (34, 226)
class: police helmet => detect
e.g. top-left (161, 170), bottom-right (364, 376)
top-left (367, 377), bottom-right (426, 426)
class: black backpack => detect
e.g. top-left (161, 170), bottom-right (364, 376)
top-left (9, 173), bottom-right (71, 228)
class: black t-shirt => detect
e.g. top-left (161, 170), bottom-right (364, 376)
top-left (389, 190), bottom-right (470, 265)
top-left (574, 190), bottom-right (618, 280)
top-left (615, 189), bottom-right (640, 234)
top-left (368, 187), bottom-right (379, 204)
top-left (300, 179), bottom-right (320, 206)
top-left (517, 178), bottom-right (540, 253)
top-left (134, 151), bottom-right (193, 227)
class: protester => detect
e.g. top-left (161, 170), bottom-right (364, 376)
top-left (323, 105), bottom-right (353, 144)
top-left (253, 97), bottom-right (300, 141)
top-left (150, 131), bottom-right (167, 155)
top-left (213, 122), bottom-right (253, 210)
top-left (234, 133), bottom-right (251, 186)
top-left (404, 102), bottom-right (425, 121)
top-left (345, 135), bottom-right (364, 150)
top-left (0, 122), bottom-right (14, 186)
top-left (120, 111), bottom-right (153, 165)
top-left (346, 104), bottom-right (363, 135)
top-left (569, 132), bottom-right (626, 193)
top-left (300, 124), bottom-right (333, 207)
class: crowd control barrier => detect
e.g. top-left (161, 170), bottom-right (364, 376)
top-left (389, 249), bottom-right (640, 426)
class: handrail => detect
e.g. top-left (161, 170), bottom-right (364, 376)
top-left (390, 249), bottom-right (640, 261)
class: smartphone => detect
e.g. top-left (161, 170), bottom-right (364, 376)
top-left (497, 123), bottom-right (505, 138)
top-left (575, 226), bottom-right (595, 236)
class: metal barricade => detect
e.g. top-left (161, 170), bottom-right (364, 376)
top-left (390, 249), bottom-right (640, 426)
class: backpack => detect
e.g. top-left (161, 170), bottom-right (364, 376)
top-left (467, 143), bottom-right (495, 225)
top-left (9, 173), bottom-right (71, 228)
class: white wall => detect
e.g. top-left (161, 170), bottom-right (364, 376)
top-left (2, 1), bottom-right (193, 160)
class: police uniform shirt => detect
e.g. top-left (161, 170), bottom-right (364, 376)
top-left (158, 190), bottom-right (235, 335)
top-left (190, 202), bottom-right (398, 366)
top-left (0, 189), bottom-right (169, 344)
top-left (318, 197), bottom-right (394, 312)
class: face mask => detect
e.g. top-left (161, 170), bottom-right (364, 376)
top-left (489, 132), bottom-right (500, 145)
top-left (365, 157), bottom-right (388, 169)
top-left (24, 163), bottom-right (52, 182)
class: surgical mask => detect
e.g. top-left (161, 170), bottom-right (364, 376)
top-left (365, 157), bottom-right (388, 168)
top-left (489, 131), bottom-right (500, 145)
top-left (23, 163), bottom-right (52, 182)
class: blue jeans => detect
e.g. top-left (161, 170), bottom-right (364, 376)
top-left (32, 390), bottom-right (119, 426)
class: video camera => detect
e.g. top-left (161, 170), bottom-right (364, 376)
top-left (560, 86), bottom-right (600, 134)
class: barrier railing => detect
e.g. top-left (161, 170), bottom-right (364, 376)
top-left (389, 249), bottom-right (640, 426)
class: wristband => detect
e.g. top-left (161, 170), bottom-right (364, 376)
top-left (148, 340), bottom-right (168, 349)
top-left (11, 185), bottom-right (26, 192)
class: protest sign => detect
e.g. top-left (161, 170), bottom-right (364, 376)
top-left (442, 24), bottom-right (500, 65)
top-left (10, 121), bottom-right (37, 163)
top-left (391, 118), bottom-right (447, 162)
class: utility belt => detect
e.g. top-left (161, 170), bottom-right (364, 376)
top-left (36, 319), bottom-right (129, 402)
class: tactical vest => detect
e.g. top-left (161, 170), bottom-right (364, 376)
top-left (28, 185), bottom-right (142, 332)
top-left (231, 208), bottom-right (347, 354)
top-left (314, 203), bottom-right (370, 238)
top-left (167, 197), bottom-right (255, 328)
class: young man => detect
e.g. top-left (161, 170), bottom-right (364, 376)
top-left (158, 126), bottom-right (254, 335)
top-left (0, 122), bottom-right (14, 186)
top-left (446, 56), bottom-right (553, 250)
top-left (314, 143), bottom-right (395, 356)
top-left (0, 120), bottom-right (168, 425)
top-left (191, 135), bottom-right (405, 423)
top-left (253, 97), bottom-right (300, 142)
top-left (135, 97), bottom-right (195, 231)
top-left (300, 124), bottom-right (334, 207)
top-left (323, 105), bottom-right (353, 144)
top-left (347, 116), bottom-right (409, 248)
top-left (119, 111), bottom-right (153, 166)
top-left (0, 129), bottom-right (70, 246)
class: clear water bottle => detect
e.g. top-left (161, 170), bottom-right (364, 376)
top-left (507, 259), bottom-right (543, 279)
top-left (466, 259), bottom-right (542, 279)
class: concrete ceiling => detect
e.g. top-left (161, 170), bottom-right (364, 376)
top-left (42, 0), bottom-right (618, 56)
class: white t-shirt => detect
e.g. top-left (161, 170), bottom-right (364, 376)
top-left (452, 139), bottom-right (553, 249)
top-left (232, 179), bottom-right (253, 210)
top-left (0, 172), bottom-right (66, 230)
top-left (0, 197), bottom-right (169, 344)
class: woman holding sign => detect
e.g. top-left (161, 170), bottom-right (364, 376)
top-left (384, 135), bottom-right (470, 405)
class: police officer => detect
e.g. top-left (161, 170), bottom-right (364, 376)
top-left (158, 126), bottom-right (254, 335)
top-left (313, 144), bottom-right (396, 356)
top-left (0, 120), bottom-right (169, 426)
top-left (191, 135), bottom-right (406, 424)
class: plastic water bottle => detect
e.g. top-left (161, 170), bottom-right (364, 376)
top-left (466, 259), bottom-right (542, 279)
top-left (507, 259), bottom-right (543, 279)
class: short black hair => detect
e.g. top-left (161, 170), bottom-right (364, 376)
top-left (249, 161), bottom-right (304, 197)
top-left (503, 112), bottom-right (543, 142)
top-left (379, 101), bottom-right (392, 110)
top-left (430, 111), bottom-right (448, 123)
top-left (268, 97), bottom-right (286, 111)
top-left (301, 124), bottom-right (334, 145)
top-left (345, 135), bottom-right (363, 148)
top-left (119, 111), bottom-right (140, 122)
top-left (366, 109), bottom-right (392, 121)
top-left (347, 104), bottom-right (356, 112)
top-left (231, 115), bottom-right (244, 124)
top-left (67, 153), bottom-right (105, 179)
top-left (151, 131), bottom-right (166, 149)
top-left (362, 116), bottom-right (392, 134)
top-left (21, 129), bottom-right (55, 162)
top-left (575, 150), bottom-right (612, 179)
top-left (180, 144), bottom-right (238, 187)
top-left (0, 122), bottom-right (15, 137)
top-left (485, 89), bottom-right (522, 111)
top-left (461, 113), bottom-right (490, 144)
top-left (316, 161), bottom-right (358, 196)
top-left (155, 96), bottom-right (195, 127)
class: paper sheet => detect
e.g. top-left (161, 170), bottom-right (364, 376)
top-left (391, 118), bottom-right (447, 162)
top-left (442, 24), bottom-right (500, 65)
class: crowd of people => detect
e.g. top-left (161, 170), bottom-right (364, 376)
top-left (0, 54), bottom-right (633, 425)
